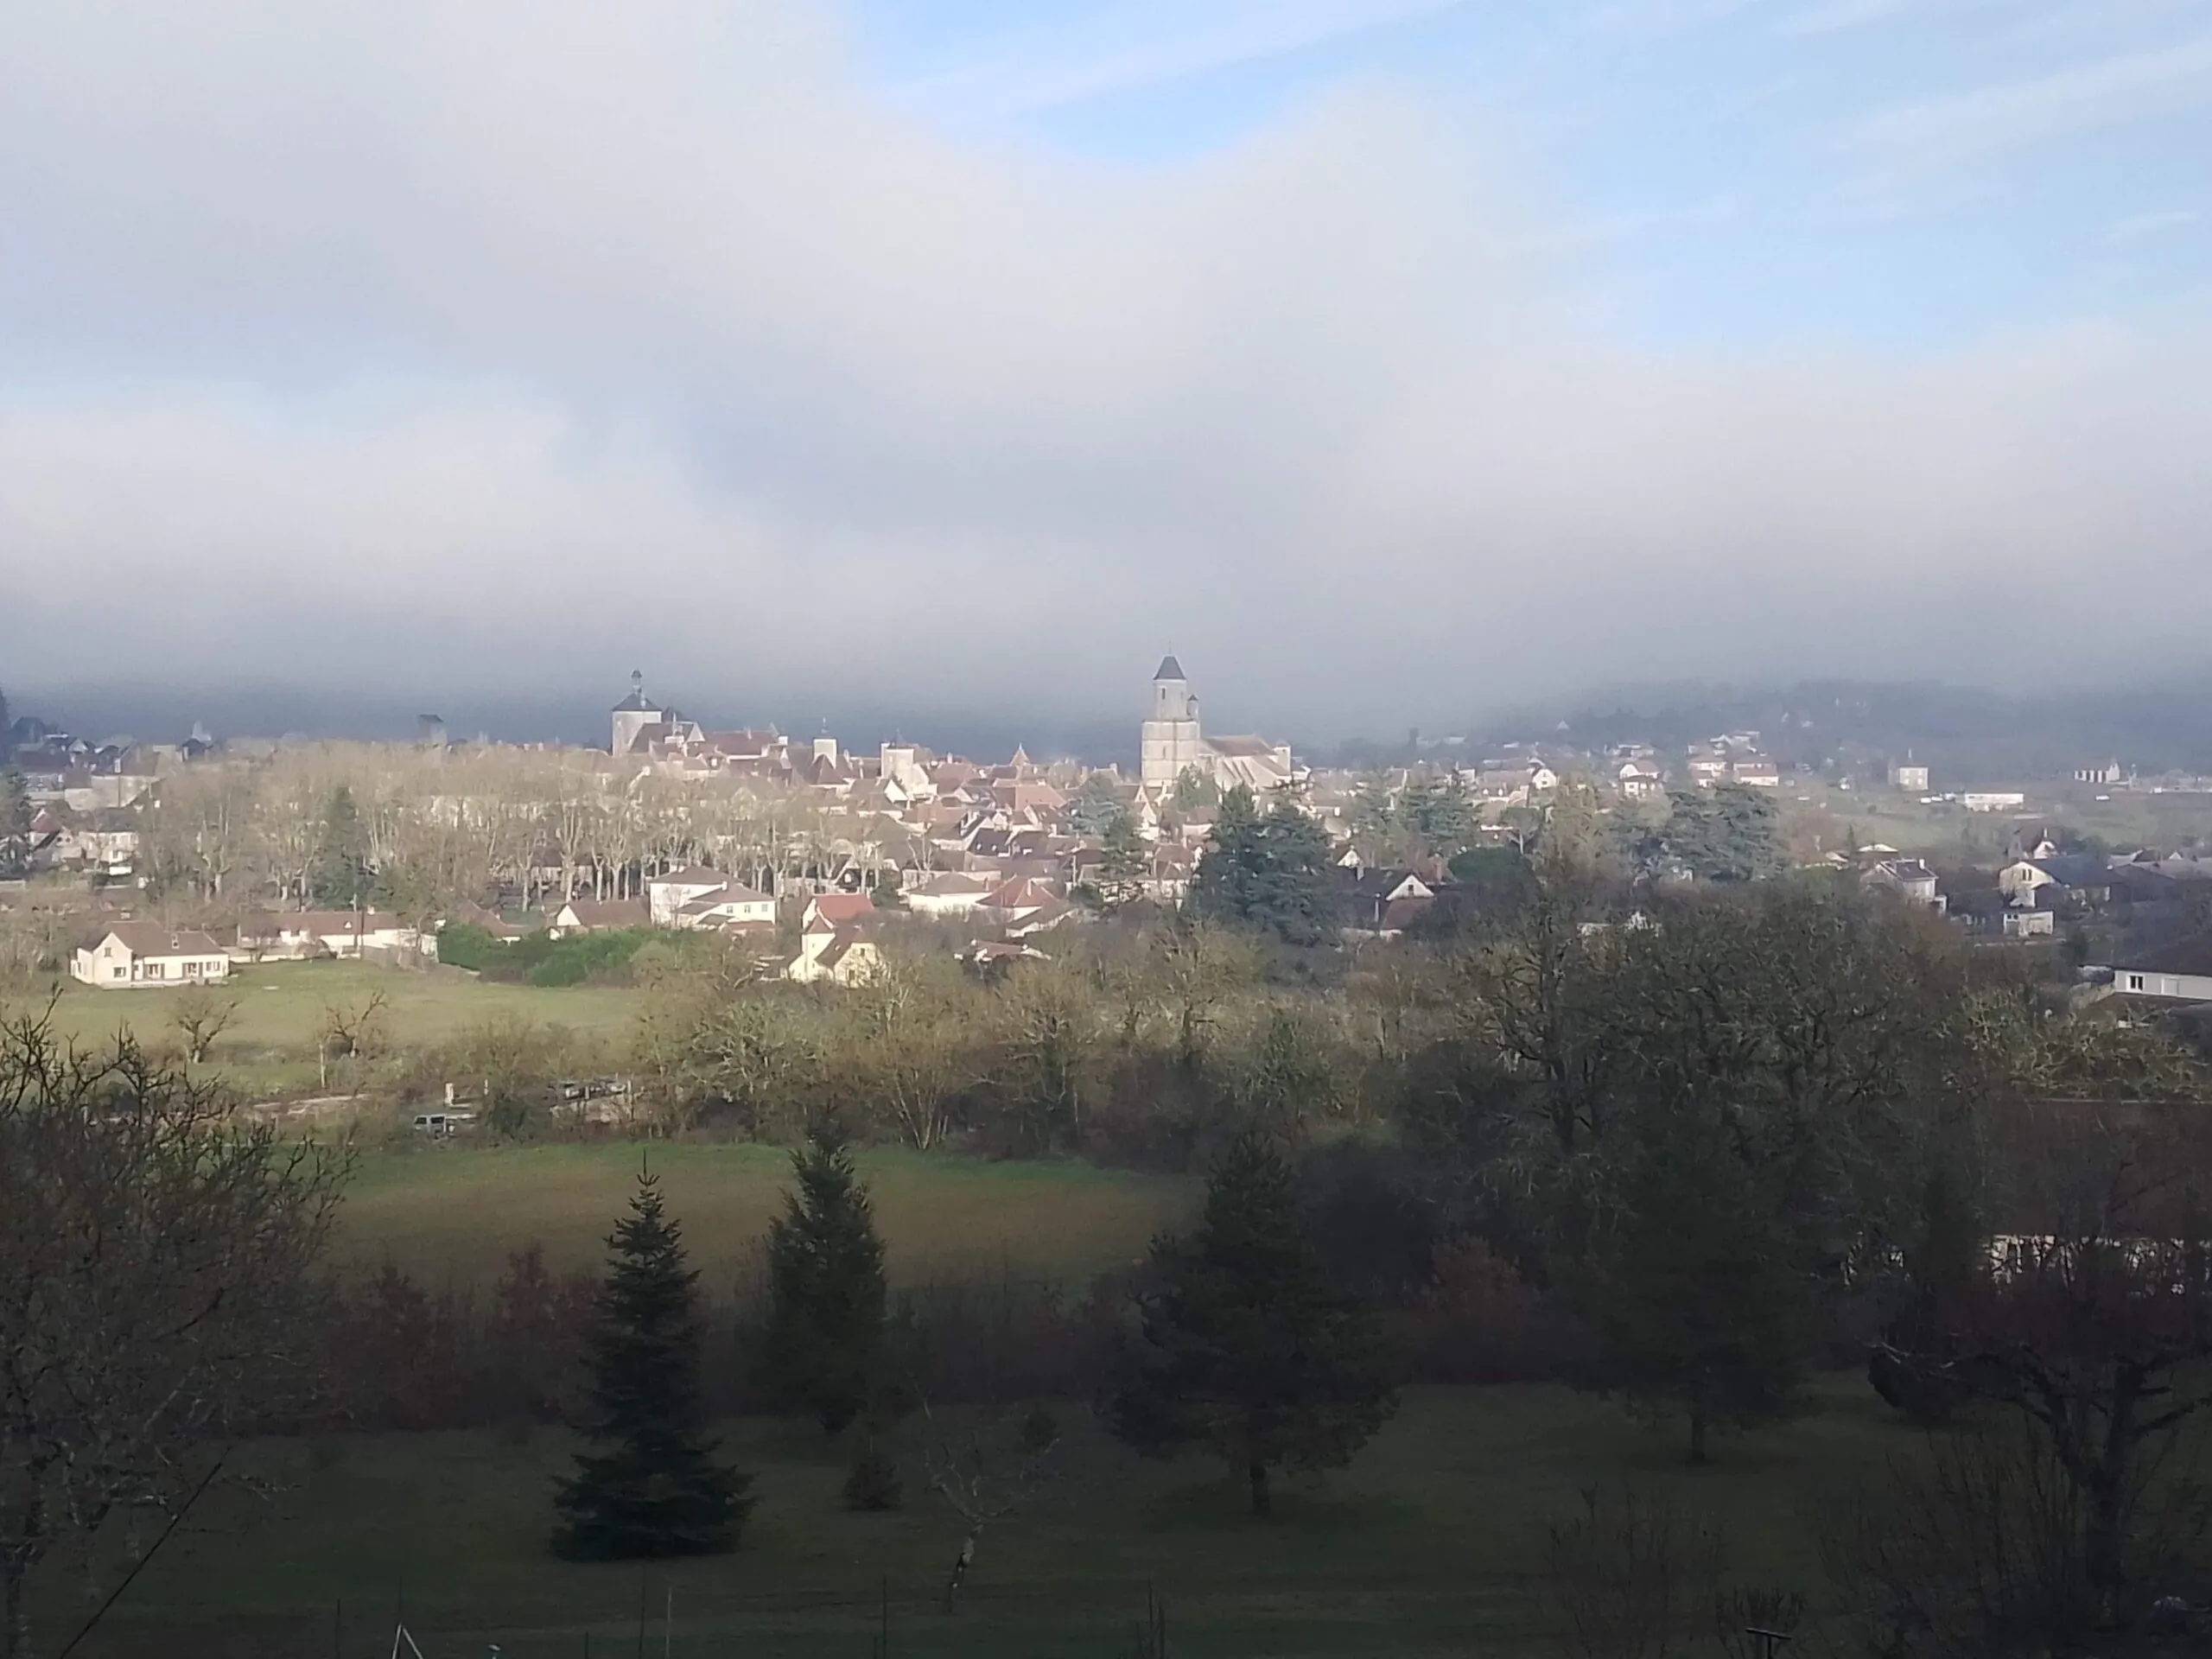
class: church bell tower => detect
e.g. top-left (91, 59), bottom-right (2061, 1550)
top-left (1140, 655), bottom-right (1204, 791)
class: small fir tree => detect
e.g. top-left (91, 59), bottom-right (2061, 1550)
top-left (553, 1167), bottom-right (751, 1559)
top-left (1096, 810), bottom-right (1149, 912)
top-left (1066, 772), bottom-right (1128, 838)
top-left (310, 785), bottom-right (372, 908)
top-left (0, 767), bottom-right (29, 880)
top-left (762, 1121), bottom-right (889, 1434)
top-left (1401, 769), bottom-right (1476, 857)
top-left (1109, 1132), bottom-right (1398, 1515)
top-left (1171, 765), bottom-right (1220, 814)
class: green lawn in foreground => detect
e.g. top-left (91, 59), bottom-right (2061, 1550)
top-left (57, 1378), bottom-right (1905, 1659)
top-left (335, 1144), bottom-right (1200, 1288)
top-left (20, 962), bottom-right (640, 1098)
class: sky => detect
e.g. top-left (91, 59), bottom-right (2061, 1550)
top-left (2, 0), bottom-right (2209, 745)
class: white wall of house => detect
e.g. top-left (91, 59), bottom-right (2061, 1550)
top-left (904, 881), bottom-right (987, 917)
top-left (677, 890), bottom-right (776, 930)
top-left (648, 875), bottom-right (729, 926)
top-left (69, 935), bottom-right (231, 988)
top-left (2113, 968), bottom-right (2212, 1001)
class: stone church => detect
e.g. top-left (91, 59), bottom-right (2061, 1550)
top-left (1138, 657), bottom-right (1295, 795)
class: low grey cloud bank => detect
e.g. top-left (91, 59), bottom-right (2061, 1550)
top-left (1, 0), bottom-right (2206, 739)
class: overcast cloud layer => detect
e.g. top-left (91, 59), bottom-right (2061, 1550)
top-left (2, 0), bottom-right (2209, 741)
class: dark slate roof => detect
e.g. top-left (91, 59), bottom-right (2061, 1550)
top-left (1154, 655), bottom-right (1185, 681)
top-left (2032, 854), bottom-right (2110, 887)
top-left (2113, 937), bottom-right (2212, 978)
top-left (612, 691), bottom-right (659, 713)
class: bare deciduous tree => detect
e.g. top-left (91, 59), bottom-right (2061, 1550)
top-left (919, 1401), bottom-right (1062, 1614)
top-left (321, 988), bottom-right (389, 1061)
top-left (166, 985), bottom-right (239, 1065)
top-left (1542, 1484), bottom-right (1726, 1659)
top-left (855, 962), bottom-right (973, 1153)
top-left (0, 1012), bottom-right (348, 1658)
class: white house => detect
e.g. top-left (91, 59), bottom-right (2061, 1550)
top-left (50, 812), bottom-right (141, 870)
top-left (903, 873), bottom-right (990, 918)
top-left (547, 897), bottom-right (649, 936)
top-left (784, 921), bottom-right (884, 986)
top-left (1996, 856), bottom-right (2109, 908)
top-left (803, 892), bottom-right (878, 931)
top-left (71, 924), bottom-right (231, 989)
top-left (671, 882), bottom-right (777, 931)
top-left (1468, 761), bottom-right (1557, 805)
top-left (980, 876), bottom-right (1062, 925)
top-left (647, 867), bottom-right (736, 926)
top-left (2106, 940), bottom-right (2212, 1005)
top-left (236, 910), bottom-right (435, 961)
top-left (1863, 858), bottom-right (1946, 913)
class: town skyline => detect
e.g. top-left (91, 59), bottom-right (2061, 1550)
top-left (12, 658), bottom-right (2212, 782)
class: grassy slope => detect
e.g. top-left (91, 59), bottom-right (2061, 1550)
top-left (22, 961), bottom-right (640, 1097)
top-left (334, 1144), bottom-right (1199, 1287)
top-left (1783, 782), bottom-right (2212, 860)
top-left (70, 1379), bottom-right (1901, 1658)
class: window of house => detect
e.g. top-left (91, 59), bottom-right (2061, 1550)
top-left (111, 967), bottom-right (125, 980)
top-left (2128, 975), bottom-right (2145, 991)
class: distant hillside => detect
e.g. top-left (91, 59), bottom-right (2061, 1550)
top-left (1461, 678), bottom-right (2212, 784)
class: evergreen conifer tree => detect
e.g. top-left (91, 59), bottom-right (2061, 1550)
top-left (0, 768), bottom-right (29, 880)
top-left (310, 785), bottom-right (372, 908)
top-left (762, 1121), bottom-right (888, 1434)
top-left (1096, 810), bottom-right (1149, 912)
top-left (553, 1167), bottom-right (751, 1559)
top-left (1109, 1132), bottom-right (1397, 1515)
top-left (1187, 787), bottom-right (1337, 945)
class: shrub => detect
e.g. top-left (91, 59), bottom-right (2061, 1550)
top-left (1410, 1236), bottom-right (1547, 1384)
top-left (530, 929), bottom-right (654, 987)
top-left (432, 922), bottom-right (509, 973)
top-left (842, 1443), bottom-right (904, 1512)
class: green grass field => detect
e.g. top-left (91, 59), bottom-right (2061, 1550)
top-left (15, 962), bottom-right (640, 1099)
top-left (1784, 782), bottom-right (2212, 861)
top-left (55, 1379), bottom-right (1905, 1659)
top-left (335, 1144), bottom-right (1199, 1287)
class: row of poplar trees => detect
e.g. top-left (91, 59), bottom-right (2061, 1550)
top-left (550, 1125), bottom-right (1400, 1558)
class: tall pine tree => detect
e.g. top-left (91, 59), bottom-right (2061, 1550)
top-left (0, 768), bottom-right (29, 880)
top-left (1095, 810), bottom-right (1149, 912)
top-left (1109, 1132), bottom-right (1397, 1515)
top-left (1186, 787), bottom-right (1337, 946)
top-left (310, 785), bottom-right (372, 908)
top-left (553, 1167), bottom-right (751, 1559)
top-left (761, 1121), bottom-right (888, 1435)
